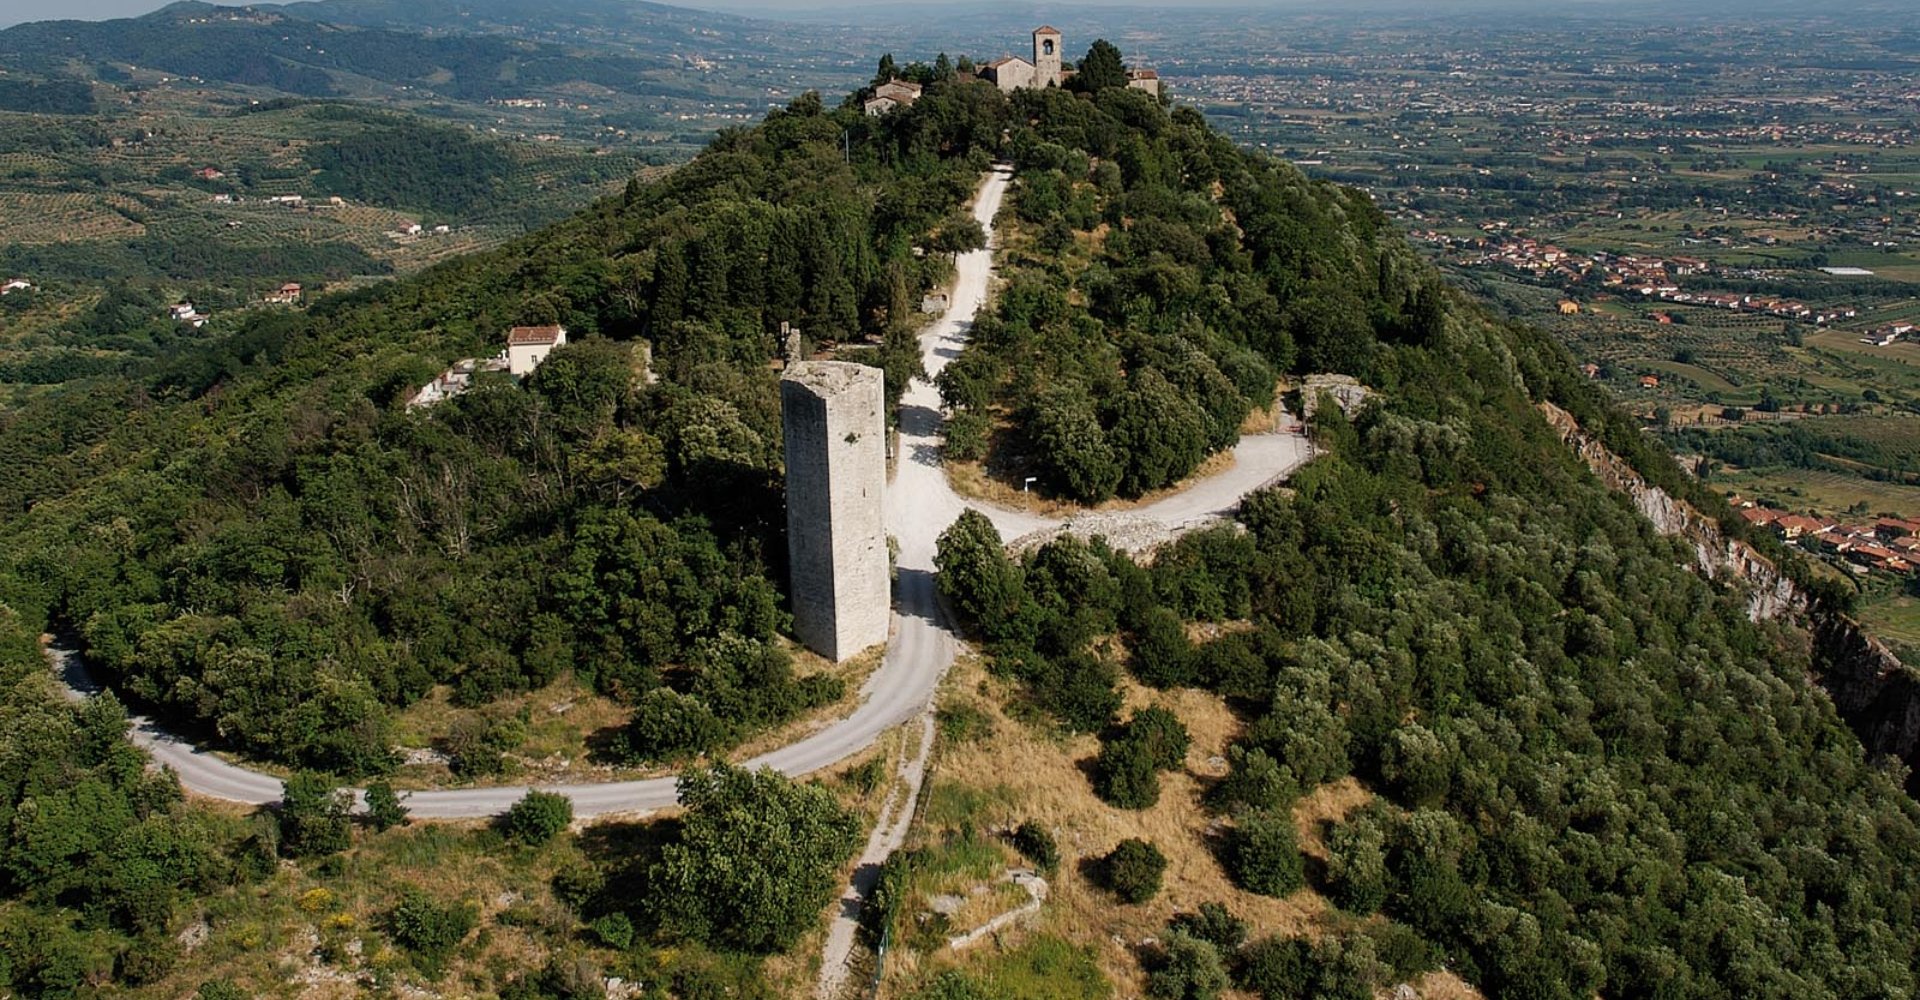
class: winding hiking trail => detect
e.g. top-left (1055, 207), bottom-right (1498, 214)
top-left (46, 167), bottom-right (1312, 825)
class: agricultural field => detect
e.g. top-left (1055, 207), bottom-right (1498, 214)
top-left (0, 99), bottom-right (654, 403)
top-left (1170, 7), bottom-right (1920, 620)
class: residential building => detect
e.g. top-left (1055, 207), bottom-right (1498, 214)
top-left (506, 325), bottom-right (567, 376)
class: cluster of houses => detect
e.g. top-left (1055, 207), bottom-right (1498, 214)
top-left (1861, 321), bottom-right (1914, 347)
top-left (1634, 286), bottom-right (1855, 326)
top-left (1422, 230), bottom-right (1860, 327)
top-left (389, 221), bottom-right (453, 240)
top-left (263, 282), bottom-right (302, 306)
top-left (406, 325), bottom-right (567, 410)
top-left (1736, 500), bottom-right (1920, 576)
top-left (169, 301), bottom-right (209, 328)
top-left (863, 26), bottom-right (1160, 117)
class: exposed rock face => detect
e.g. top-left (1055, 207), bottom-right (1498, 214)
top-left (1813, 615), bottom-right (1920, 780)
top-left (1539, 402), bottom-right (1805, 621)
top-left (1298, 374), bottom-right (1375, 421)
top-left (1539, 401), bottom-right (1920, 789)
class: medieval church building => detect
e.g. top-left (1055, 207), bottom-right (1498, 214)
top-left (980, 26), bottom-right (1161, 97)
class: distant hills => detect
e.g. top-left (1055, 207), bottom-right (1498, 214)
top-left (0, 1), bottom-right (718, 104)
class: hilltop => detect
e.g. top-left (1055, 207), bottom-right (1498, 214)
top-left (0, 39), bottom-right (1917, 1000)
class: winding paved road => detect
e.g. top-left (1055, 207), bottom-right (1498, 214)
top-left (49, 167), bottom-right (1312, 820)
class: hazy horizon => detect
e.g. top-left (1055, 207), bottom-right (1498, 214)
top-left (0, 0), bottom-right (1269, 30)
top-left (0, 0), bottom-right (1894, 30)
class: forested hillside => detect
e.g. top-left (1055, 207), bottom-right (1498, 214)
top-left (921, 67), bottom-right (1920, 999)
top-left (0, 69), bottom-right (1011, 999)
top-left (0, 77), bottom-right (1006, 777)
top-left (940, 87), bottom-right (1439, 500)
top-left (0, 3), bottom-right (675, 102)
top-left (0, 38), bottom-right (1916, 1000)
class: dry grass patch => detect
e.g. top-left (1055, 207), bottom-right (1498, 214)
top-left (1294, 776), bottom-right (1374, 862)
top-left (889, 661), bottom-right (1349, 997)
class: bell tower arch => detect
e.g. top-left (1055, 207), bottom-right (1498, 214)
top-left (1033, 26), bottom-right (1063, 87)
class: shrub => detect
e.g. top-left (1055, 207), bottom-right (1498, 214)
top-left (116, 932), bottom-right (177, 985)
top-left (1147, 930), bottom-right (1228, 1000)
top-left (1093, 733), bottom-right (1161, 809)
top-left (913, 971), bottom-right (993, 1000)
top-left (1170, 901), bottom-right (1247, 952)
top-left (1365, 920), bottom-right (1437, 981)
top-left (364, 779), bottom-right (410, 832)
top-left (1229, 808), bottom-right (1303, 897)
top-left (646, 762), bottom-right (861, 953)
top-left (388, 888), bottom-right (477, 978)
top-left (279, 771), bottom-right (353, 858)
top-left (1324, 815), bottom-right (1389, 914)
top-left (1237, 936), bottom-right (1313, 997)
top-left (1130, 606), bottom-right (1195, 688)
top-left (1010, 820), bottom-right (1060, 874)
top-left (1094, 706), bottom-right (1190, 808)
top-left (1207, 745), bottom-right (1297, 814)
top-left (502, 789), bottom-right (573, 845)
top-left (1103, 838), bottom-right (1167, 904)
top-left (197, 982), bottom-right (249, 1000)
top-left (620, 688), bottom-right (728, 764)
top-left (1124, 706), bottom-right (1191, 770)
top-left (589, 911), bottom-right (634, 950)
top-left (935, 702), bottom-right (995, 745)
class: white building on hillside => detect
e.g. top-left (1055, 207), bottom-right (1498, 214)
top-left (506, 325), bottom-right (567, 376)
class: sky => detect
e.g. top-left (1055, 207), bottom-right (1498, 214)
top-left (0, 0), bottom-right (165, 25)
top-left (0, 0), bottom-right (1272, 30)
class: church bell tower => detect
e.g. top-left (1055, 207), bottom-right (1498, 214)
top-left (1033, 26), bottom-right (1063, 87)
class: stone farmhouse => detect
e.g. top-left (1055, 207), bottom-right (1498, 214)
top-left (864, 78), bottom-right (923, 116)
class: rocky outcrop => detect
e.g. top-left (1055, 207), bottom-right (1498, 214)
top-left (1812, 616), bottom-right (1920, 781)
top-left (1540, 401), bottom-right (1920, 788)
top-left (1538, 402), bottom-right (1806, 622)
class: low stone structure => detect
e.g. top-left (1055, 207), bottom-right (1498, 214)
top-left (783, 362), bottom-right (889, 662)
top-left (1297, 374), bottom-right (1375, 420)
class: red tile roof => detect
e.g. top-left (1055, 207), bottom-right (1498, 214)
top-left (507, 325), bottom-right (564, 346)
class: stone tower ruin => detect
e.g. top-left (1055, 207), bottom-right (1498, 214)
top-left (782, 361), bottom-right (890, 662)
top-left (1033, 26), bottom-right (1063, 88)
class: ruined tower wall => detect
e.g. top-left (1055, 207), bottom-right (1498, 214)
top-left (783, 362), bottom-right (890, 661)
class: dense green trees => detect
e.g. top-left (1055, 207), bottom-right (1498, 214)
top-left (646, 762), bottom-right (860, 953)
top-left (0, 612), bottom-right (244, 997)
top-left (940, 66), bottom-right (1423, 502)
top-left (308, 118), bottom-right (513, 216)
top-left (925, 83), bottom-right (1920, 993)
top-left (0, 76), bottom-right (1014, 777)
